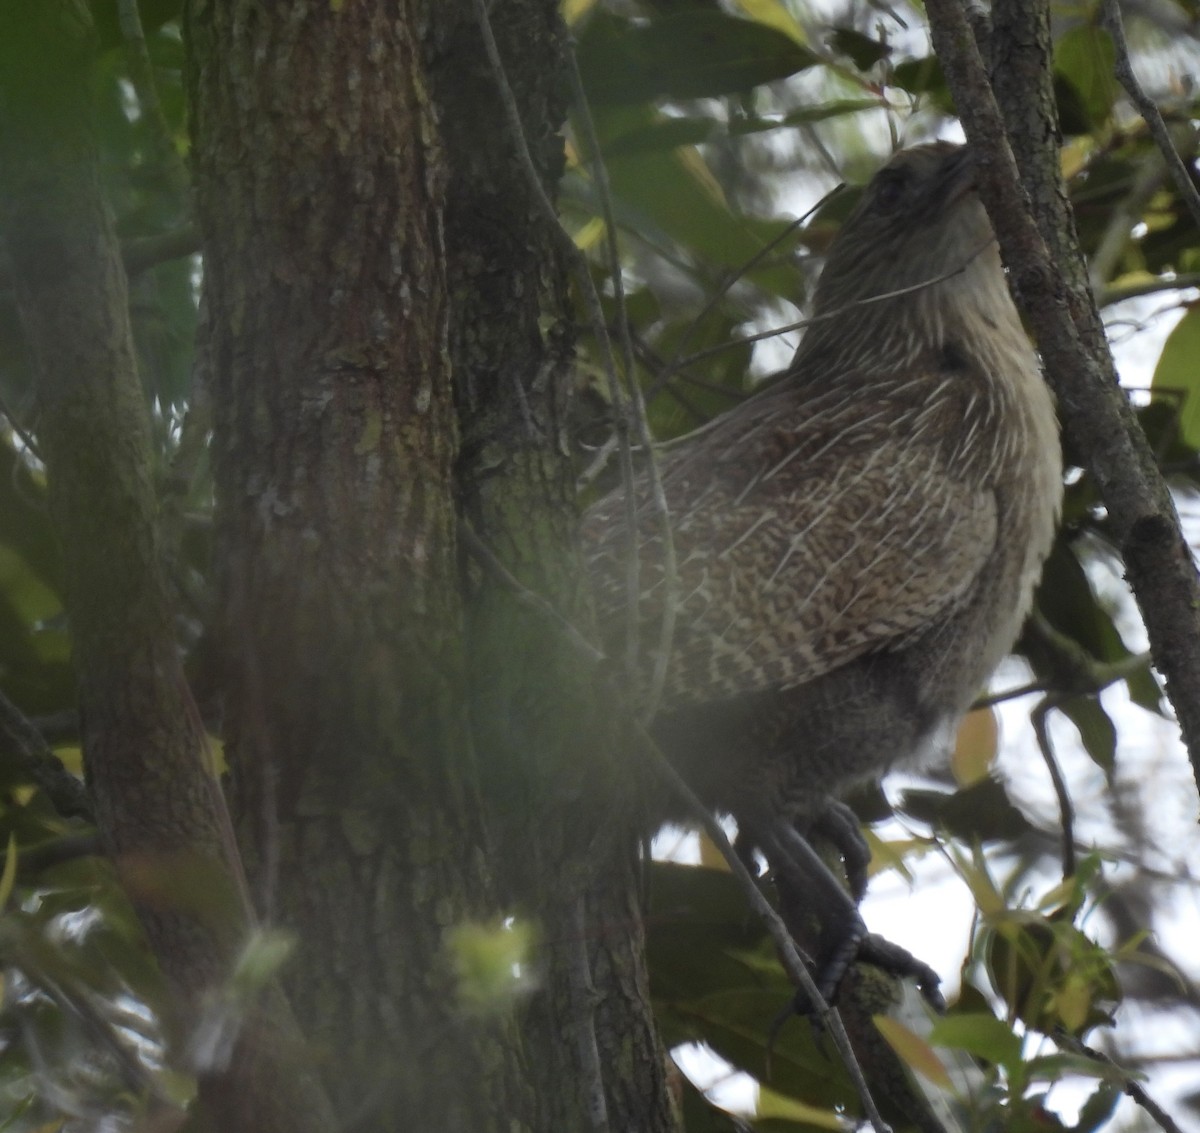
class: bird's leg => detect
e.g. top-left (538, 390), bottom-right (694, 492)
top-left (757, 818), bottom-right (945, 1010)
top-left (809, 798), bottom-right (872, 903)
top-left (757, 818), bottom-right (868, 1003)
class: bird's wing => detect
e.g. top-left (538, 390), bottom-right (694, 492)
top-left (584, 393), bottom-right (997, 707)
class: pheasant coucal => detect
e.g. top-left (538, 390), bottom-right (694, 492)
top-left (583, 142), bottom-right (1063, 1000)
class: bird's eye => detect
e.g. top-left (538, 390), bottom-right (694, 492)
top-left (873, 170), bottom-right (907, 211)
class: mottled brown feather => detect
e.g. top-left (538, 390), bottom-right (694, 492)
top-left (584, 373), bottom-right (999, 707)
top-left (582, 142), bottom-right (1061, 823)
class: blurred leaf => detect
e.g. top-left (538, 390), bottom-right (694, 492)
top-left (873, 1015), bottom-right (950, 1087)
top-left (1054, 26), bottom-right (1116, 132)
top-left (1151, 304), bottom-right (1200, 452)
top-left (951, 707), bottom-right (998, 787)
top-left (890, 56), bottom-right (951, 111)
top-left (755, 1084), bottom-right (842, 1128)
top-left (449, 918), bottom-right (536, 1013)
top-left (577, 10), bottom-right (817, 105)
top-left (1074, 1082), bottom-right (1122, 1132)
top-left (898, 777), bottom-right (1032, 843)
top-left (827, 27), bottom-right (891, 71)
top-left (0, 835), bottom-right (16, 911)
top-left (0, 547), bottom-right (61, 627)
top-left (731, 0), bottom-right (808, 45)
top-left (928, 1012), bottom-right (1022, 1072)
top-left (230, 928), bottom-right (296, 993)
top-left (1057, 697), bottom-right (1116, 778)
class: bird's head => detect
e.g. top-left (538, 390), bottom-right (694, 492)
top-left (796, 142), bottom-right (1015, 371)
top-left (809, 142), bottom-right (1000, 318)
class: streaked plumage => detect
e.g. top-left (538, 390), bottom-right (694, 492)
top-left (582, 143), bottom-right (1061, 990)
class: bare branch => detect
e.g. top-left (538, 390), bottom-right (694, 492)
top-left (1031, 698), bottom-right (1077, 879)
top-left (0, 689), bottom-right (92, 821)
top-left (1055, 1030), bottom-right (1187, 1133)
top-left (1101, 0), bottom-right (1200, 236)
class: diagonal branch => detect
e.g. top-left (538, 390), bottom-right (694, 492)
top-left (925, 0), bottom-right (1200, 799)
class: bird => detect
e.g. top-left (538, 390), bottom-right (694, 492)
top-left (582, 142), bottom-right (1063, 1001)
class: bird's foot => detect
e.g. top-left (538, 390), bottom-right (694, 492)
top-left (859, 932), bottom-right (945, 1011)
top-left (789, 929), bottom-right (945, 1018)
top-left (809, 799), bottom-right (871, 903)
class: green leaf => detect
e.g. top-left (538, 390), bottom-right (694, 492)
top-left (731, 0), bottom-right (808, 46)
top-left (928, 1012), bottom-right (1023, 1071)
top-left (1054, 26), bottom-right (1116, 132)
top-left (1057, 696), bottom-right (1117, 778)
top-left (0, 834), bottom-right (16, 910)
top-left (577, 11), bottom-right (817, 105)
top-left (873, 1015), bottom-right (951, 1087)
top-left (827, 27), bottom-right (891, 71)
top-left (1152, 305), bottom-right (1200, 452)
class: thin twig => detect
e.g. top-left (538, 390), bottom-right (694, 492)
top-left (972, 679), bottom-right (1049, 710)
top-left (671, 238), bottom-right (993, 371)
top-left (0, 690), bottom-right (92, 821)
top-left (1031, 697), bottom-right (1077, 880)
top-left (657, 190), bottom-right (839, 393)
top-left (1101, 271), bottom-right (1200, 307)
top-left (1054, 1030), bottom-right (1186, 1133)
top-left (469, 0), bottom-right (641, 688)
top-left (566, 51), bottom-right (678, 722)
top-left (117, 0), bottom-right (188, 196)
top-left (1102, 0), bottom-right (1200, 236)
top-left (973, 649), bottom-right (1153, 711)
top-left (458, 519), bottom-right (606, 665)
top-left (645, 749), bottom-right (891, 1133)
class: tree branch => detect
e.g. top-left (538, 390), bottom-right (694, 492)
top-left (0, 690), bottom-right (92, 821)
top-left (926, 0), bottom-right (1200, 798)
top-left (1101, 0), bottom-right (1200, 236)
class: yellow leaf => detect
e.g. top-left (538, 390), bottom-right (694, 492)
top-left (53, 744), bottom-right (83, 777)
top-left (874, 1015), bottom-right (952, 1088)
top-left (676, 147), bottom-right (728, 206)
top-left (561, 0), bottom-right (598, 25)
top-left (755, 1084), bottom-right (842, 1128)
top-left (731, 0), bottom-right (807, 46)
top-left (0, 834), bottom-right (17, 911)
top-left (951, 707), bottom-right (998, 786)
top-left (698, 829), bottom-right (732, 871)
top-left (949, 843), bottom-right (1005, 917)
top-left (1060, 137), bottom-right (1094, 181)
top-left (1051, 973), bottom-right (1092, 1033)
top-left (574, 217), bottom-right (605, 252)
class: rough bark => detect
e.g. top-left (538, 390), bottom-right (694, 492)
top-left (925, 0), bottom-right (1200, 793)
top-left (0, 6), bottom-right (333, 1131)
top-left (185, 1), bottom-right (527, 1128)
top-left (0, 0), bottom-right (234, 972)
top-left (429, 6), bottom-right (678, 1130)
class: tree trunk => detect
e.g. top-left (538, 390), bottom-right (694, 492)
top-left (0, 6), bottom-right (335, 1131)
top-left (187, 0), bottom-right (678, 1128)
top-left (186, 2), bottom-right (528, 1128)
top-left (430, 7), bottom-right (679, 1130)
